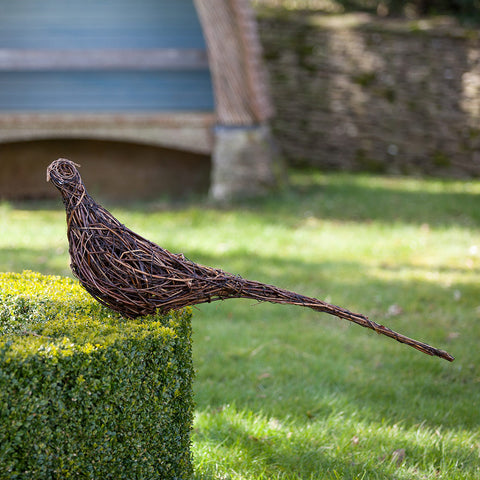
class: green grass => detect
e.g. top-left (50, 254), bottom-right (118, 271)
top-left (1, 171), bottom-right (479, 479)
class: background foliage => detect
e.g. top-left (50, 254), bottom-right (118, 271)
top-left (254, 0), bottom-right (480, 23)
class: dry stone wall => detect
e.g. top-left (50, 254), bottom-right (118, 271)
top-left (257, 11), bottom-right (480, 177)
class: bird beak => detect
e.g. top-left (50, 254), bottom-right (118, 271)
top-left (46, 166), bottom-right (62, 185)
top-left (46, 164), bottom-right (53, 182)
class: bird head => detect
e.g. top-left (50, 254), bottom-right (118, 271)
top-left (47, 158), bottom-right (83, 191)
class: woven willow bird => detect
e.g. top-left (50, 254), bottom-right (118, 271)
top-left (47, 158), bottom-right (453, 361)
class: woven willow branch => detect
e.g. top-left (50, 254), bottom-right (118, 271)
top-left (47, 158), bottom-right (454, 362)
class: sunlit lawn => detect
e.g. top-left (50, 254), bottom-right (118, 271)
top-left (1, 171), bottom-right (479, 479)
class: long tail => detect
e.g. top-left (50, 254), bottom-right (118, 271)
top-left (228, 278), bottom-right (454, 362)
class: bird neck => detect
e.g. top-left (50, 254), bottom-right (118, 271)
top-left (60, 184), bottom-right (90, 214)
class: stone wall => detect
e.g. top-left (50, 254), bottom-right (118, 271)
top-left (257, 11), bottom-right (480, 177)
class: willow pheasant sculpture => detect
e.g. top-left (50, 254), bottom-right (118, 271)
top-left (47, 158), bottom-right (453, 361)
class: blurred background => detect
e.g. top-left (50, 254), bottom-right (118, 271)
top-left (1, 0), bottom-right (479, 203)
top-left (255, 0), bottom-right (480, 177)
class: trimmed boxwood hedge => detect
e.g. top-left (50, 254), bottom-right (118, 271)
top-left (0, 271), bottom-right (194, 479)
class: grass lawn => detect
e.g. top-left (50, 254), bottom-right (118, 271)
top-left (1, 171), bottom-right (479, 479)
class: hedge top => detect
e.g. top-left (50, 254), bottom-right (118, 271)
top-left (0, 270), bottom-right (189, 360)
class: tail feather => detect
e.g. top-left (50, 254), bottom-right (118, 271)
top-left (234, 279), bottom-right (455, 362)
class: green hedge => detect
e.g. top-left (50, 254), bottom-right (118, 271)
top-left (0, 271), bottom-right (194, 479)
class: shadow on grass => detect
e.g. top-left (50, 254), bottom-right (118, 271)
top-left (5, 172), bottom-right (480, 231)
top-left (192, 398), bottom-right (478, 478)
top-left (111, 173), bottom-right (480, 229)
top-left (192, 409), bottom-right (410, 479)
top-left (251, 173), bottom-right (480, 229)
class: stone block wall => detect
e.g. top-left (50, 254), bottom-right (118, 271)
top-left (257, 11), bottom-right (480, 177)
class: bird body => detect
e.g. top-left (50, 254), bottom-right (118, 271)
top-left (47, 158), bottom-right (454, 362)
